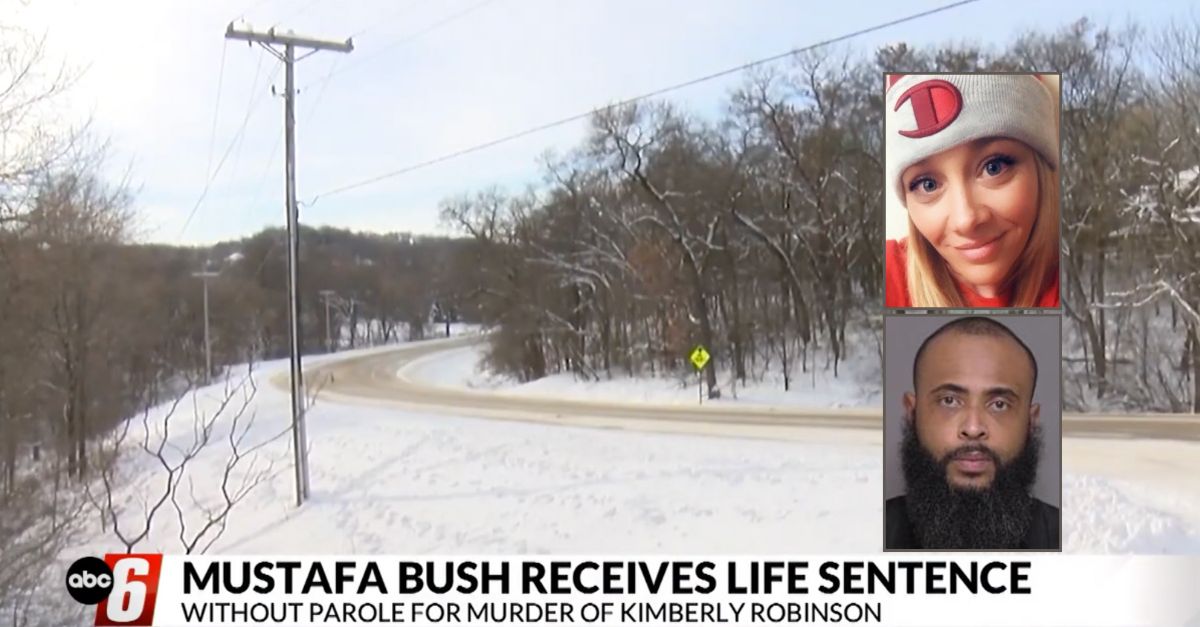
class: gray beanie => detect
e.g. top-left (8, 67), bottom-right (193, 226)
top-left (885, 73), bottom-right (1058, 208)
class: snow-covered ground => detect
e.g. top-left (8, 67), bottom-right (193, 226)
top-left (69, 351), bottom-right (884, 558)
top-left (29, 335), bottom-right (1196, 625)
top-left (406, 344), bottom-right (881, 408)
top-left (399, 342), bottom-right (1200, 553)
top-left (62, 336), bottom-right (1200, 569)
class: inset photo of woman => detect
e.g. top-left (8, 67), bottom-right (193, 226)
top-left (884, 73), bottom-right (1061, 309)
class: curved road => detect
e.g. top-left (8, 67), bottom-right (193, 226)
top-left (293, 336), bottom-right (1200, 443)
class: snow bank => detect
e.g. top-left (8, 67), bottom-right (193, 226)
top-left (404, 344), bottom-right (879, 409)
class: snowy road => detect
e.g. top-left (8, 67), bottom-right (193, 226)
top-left (294, 337), bottom-right (876, 444)
top-left (83, 335), bottom-right (1197, 560)
top-left (301, 336), bottom-right (1200, 443)
top-left (259, 337), bottom-right (1200, 553)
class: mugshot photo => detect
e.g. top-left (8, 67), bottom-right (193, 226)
top-left (882, 314), bottom-right (1061, 551)
top-left (884, 73), bottom-right (1061, 309)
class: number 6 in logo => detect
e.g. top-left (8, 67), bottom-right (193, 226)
top-left (95, 554), bottom-right (163, 626)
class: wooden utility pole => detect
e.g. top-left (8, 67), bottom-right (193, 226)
top-left (192, 270), bottom-right (220, 385)
top-left (319, 289), bottom-right (338, 353)
top-left (225, 23), bottom-right (353, 507)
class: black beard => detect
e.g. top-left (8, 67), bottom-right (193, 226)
top-left (900, 418), bottom-right (1042, 549)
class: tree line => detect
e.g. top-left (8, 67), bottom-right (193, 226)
top-left (442, 17), bottom-right (1200, 412)
top-left (1, 193), bottom-right (473, 621)
top-left (0, 57), bottom-right (473, 616)
top-left (1, 216), bottom-right (475, 483)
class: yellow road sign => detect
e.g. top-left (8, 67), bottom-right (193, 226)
top-left (689, 345), bottom-right (710, 370)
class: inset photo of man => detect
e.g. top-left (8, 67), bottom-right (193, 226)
top-left (883, 314), bottom-right (1061, 551)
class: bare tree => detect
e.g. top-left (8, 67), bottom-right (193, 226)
top-left (592, 103), bottom-right (728, 397)
top-left (24, 169), bottom-right (133, 479)
top-left (87, 366), bottom-right (290, 554)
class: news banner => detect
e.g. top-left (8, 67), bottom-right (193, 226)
top-left (67, 555), bottom-right (1199, 625)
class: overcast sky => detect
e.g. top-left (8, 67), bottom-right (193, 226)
top-left (11, 0), bottom-right (1193, 246)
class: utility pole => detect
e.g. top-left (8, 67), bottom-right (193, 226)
top-left (319, 289), bottom-right (337, 353)
top-left (192, 270), bottom-right (220, 385)
top-left (348, 296), bottom-right (359, 348)
top-left (225, 23), bottom-right (352, 507)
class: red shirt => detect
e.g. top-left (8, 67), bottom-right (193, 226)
top-left (885, 239), bottom-right (1059, 308)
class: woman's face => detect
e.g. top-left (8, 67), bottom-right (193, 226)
top-left (901, 138), bottom-right (1040, 298)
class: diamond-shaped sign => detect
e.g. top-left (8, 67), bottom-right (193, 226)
top-left (689, 345), bottom-right (711, 371)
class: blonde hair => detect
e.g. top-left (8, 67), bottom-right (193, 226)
top-left (905, 152), bottom-right (1059, 308)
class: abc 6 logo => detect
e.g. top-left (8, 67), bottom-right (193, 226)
top-left (66, 555), bottom-right (163, 626)
top-left (66, 557), bottom-right (113, 604)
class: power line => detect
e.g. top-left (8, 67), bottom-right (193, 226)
top-left (347, 0), bottom-right (424, 39)
top-left (245, 127), bottom-right (284, 229)
top-left (227, 49), bottom-right (274, 188)
top-left (238, 0), bottom-right (283, 20)
top-left (177, 57), bottom-right (281, 241)
top-left (238, 38), bottom-right (346, 246)
top-left (211, 0), bottom-right (501, 233)
top-left (203, 41), bottom-right (229, 187)
top-left (309, 0), bottom-right (982, 204)
top-left (235, 0), bottom-right (316, 30)
top-left (299, 0), bottom-right (502, 94)
top-left (300, 55), bottom-right (342, 126)
top-left (270, 0), bottom-right (323, 29)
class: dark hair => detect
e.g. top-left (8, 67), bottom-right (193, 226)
top-left (912, 316), bottom-right (1038, 397)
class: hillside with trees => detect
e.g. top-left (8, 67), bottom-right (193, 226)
top-left (442, 18), bottom-right (1200, 413)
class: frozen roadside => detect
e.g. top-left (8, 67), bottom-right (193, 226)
top-left (400, 343), bottom-right (880, 410)
top-left (398, 340), bottom-right (1200, 552)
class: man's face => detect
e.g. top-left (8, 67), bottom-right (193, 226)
top-left (904, 331), bottom-right (1039, 491)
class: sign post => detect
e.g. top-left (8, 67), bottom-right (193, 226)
top-left (689, 345), bottom-right (711, 405)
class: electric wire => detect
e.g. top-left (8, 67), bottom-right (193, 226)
top-left (298, 0), bottom-right (503, 94)
top-left (177, 55), bottom-right (281, 240)
top-left (271, 0), bottom-right (323, 29)
top-left (309, 0), bottom-right (982, 203)
top-left (203, 40), bottom-right (229, 189)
